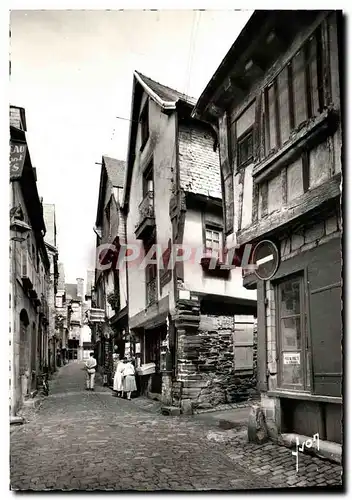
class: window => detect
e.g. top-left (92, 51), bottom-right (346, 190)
top-left (105, 201), bottom-right (111, 238)
top-left (263, 25), bottom-right (325, 156)
top-left (237, 128), bottom-right (254, 168)
top-left (143, 162), bottom-right (154, 198)
top-left (144, 238), bottom-right (158, 306)
top-left (140, 100), bottom-right (149, 150)
top-left (276, 274), bottom-right (311, 391)
top-left (205, 226), bottom-right (223, 256)
top-left (114, 187), bottom-right (123, 205)
top-left (56, 296), bottom-right (63, 308)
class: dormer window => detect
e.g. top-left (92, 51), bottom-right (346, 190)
top-left (140, 100), bottom-right (149, 151)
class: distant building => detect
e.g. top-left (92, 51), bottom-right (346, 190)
top-left (43, 204), bottom-right (59, 371)
top-left (65, 279), bottom-right (86, 361)
top-left (90, 155), bottom-right (127, 385)
top-left (55, 262), bottom-right (69, 366)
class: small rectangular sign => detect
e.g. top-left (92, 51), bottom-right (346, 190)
top-left (283, 352), bottom-right (301, 365)
top-left (10, 142), bottom-right (27, 179)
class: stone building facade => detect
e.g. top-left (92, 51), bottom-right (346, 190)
top-left (123, 72), bottom-right (257, 409)
top-left (92, 155), bottom-right (128, 385)
top-left (10, 105), bottom-right (50, 416)
top-left (43, 204), bottom-right (59, 371)
top-left (55, 262), bottom-right (69, 366)
top-left (194, 11), bottom-right (342, 443)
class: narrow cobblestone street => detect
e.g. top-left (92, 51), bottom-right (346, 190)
top-left (10, 362), bottom-right (342, 491)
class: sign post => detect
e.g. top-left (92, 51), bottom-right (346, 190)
top-left (252, 240), bottom-right (280, 281)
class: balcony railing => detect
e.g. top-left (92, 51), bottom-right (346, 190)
top-left (146, 277), bottom-right (157, 307)
top-left (135, 191), bottom-right (155, 240)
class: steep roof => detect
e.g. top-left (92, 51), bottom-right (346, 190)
top-left (102, 156), bottom-right (126, 188)
top-left (123, 71), bottom-right (220, 209)
top-left (95, 156), bottom-right (126, 227)
top-left (135, 71), bottom-right (197, 109)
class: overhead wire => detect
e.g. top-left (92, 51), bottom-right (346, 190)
top-left (184, 10), bottom-right (201, 99)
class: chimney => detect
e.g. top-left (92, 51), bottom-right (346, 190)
top-left (77, 278), bottom-right (84, 300)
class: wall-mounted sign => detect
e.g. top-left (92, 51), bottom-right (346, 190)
top-left (87, 308), bottom-right (105, 323)
top-left (252, 240), bottom-right (280, 281)
top-left (283, 353), bottom-right (301, 365)
top-left (10, 142), bottom-right (27, 180)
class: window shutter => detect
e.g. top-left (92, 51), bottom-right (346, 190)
top-left (233, 316), bottom-right (255, 372)
top-left (308, 237), bottom-right (342, 397)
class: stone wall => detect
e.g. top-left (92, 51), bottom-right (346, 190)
top-left (194, 315), bottom-right (258, 409)
top-left (175, 300), bottom-right (258, 410)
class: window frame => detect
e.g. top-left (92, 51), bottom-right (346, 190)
top-left (144, 237), bottom-right (158, 306)
top-left (236, 126), bottom-right (254, 169)
top-left (262, 23), bottom-right (325, 159)
top-left (140, 100), bottom-right (150, 151)
top-left (204, 223), bottom-right (223, 258)
top-left (275, 271), bottom-right (312, 392)
top-left (142, 161), bottom-right (154, 199)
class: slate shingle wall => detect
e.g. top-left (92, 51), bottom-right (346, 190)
top-left (178, 124), bottom-right (222, 199)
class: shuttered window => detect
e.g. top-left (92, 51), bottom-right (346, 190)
top-left (233, 316), bottom-right (255, 372)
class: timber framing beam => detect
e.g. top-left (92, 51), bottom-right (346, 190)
top-left (237, 173), bottom-right (341, 246)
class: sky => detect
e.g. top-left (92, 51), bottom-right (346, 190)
top-left (10, 9), bottom-right (252, 283)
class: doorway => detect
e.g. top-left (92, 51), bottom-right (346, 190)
top-left (144, 324), bottom-right (167, 394)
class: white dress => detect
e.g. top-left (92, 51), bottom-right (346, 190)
top-left (122, 362), bottom-right (137, 392)
top-left (113, 360), bottom-right (124, 391)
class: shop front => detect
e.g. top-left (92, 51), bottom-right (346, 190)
top-left (135, 321), bottom-right (173, 403)
top-left (257, 235), bottom-right (342, 444)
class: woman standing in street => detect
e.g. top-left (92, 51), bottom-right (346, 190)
top-left (122, 358), bottom-right (137, 400)
top-left (113, 352), bottom-right (125, 397)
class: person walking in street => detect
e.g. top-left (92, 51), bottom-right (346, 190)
top-left (122, 357), bottom-right (137, 400)
top-left (113, 352), bottom-right (125, 397)
top-left (85, 352), bottom-right (97, 391)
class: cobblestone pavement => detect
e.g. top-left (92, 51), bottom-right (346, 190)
top-left (10, 362), bottom-right (343, 491)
